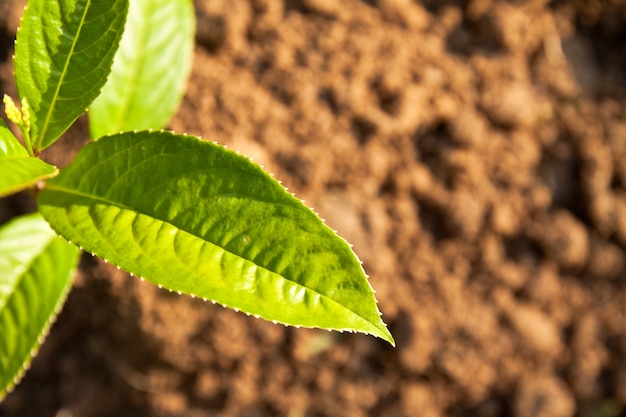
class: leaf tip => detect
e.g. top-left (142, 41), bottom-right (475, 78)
top-left (383, 331), bottom-right (396, 347)
top-left (373, 321), bottom-right (395, 347)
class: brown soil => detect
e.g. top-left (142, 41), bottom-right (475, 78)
top-left (1, 0), bottom-right (626, 416)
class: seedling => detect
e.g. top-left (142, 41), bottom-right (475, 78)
top-left (0, 0), bottom-right (393, 398)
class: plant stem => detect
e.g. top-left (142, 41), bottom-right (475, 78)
top-left (20, 127), bottom-right (35, 157)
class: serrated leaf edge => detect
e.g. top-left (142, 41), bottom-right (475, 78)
top-left (33, 1), bottom-right (91, 150)
top-left (41, 131), bottom-right (394, 344)
top-left (48, 211), bottom-right (393, 345)
top-left (0, 245), bottom-right (76, 400)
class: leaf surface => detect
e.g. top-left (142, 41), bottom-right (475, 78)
top-left (0, 119), bottom-right (57, 198)
top-left (38, 131), bottom-right (394, 345)
top-left (0, 213), bottom-right (80, 399)
top-left (14, 0), bottom-right (128, 150)
top-left (89, 0), bottom-right (194, 137)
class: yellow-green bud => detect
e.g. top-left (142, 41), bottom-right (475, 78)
top-left (20, 97), bottom-right (30, 131)
top-left (3, 94), bottom-right (23, 126)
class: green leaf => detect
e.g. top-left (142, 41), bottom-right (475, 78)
top-left (89, 0), bottom-right (194, 138)
top-left (0, 119), bottom-right (27, 156)
top-left (38, 131), bottom-right (394, 345)
top-left (14, 0), bottom-right (129, 151)
top-left (0, 212), bottom-right (80, 399)
top-left (0, 119), bottom-right (58, 198)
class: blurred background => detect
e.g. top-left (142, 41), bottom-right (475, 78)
top-left (0, 0), bottom-right (625, 416)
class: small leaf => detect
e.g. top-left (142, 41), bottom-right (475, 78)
top-left (0, 119), bottom-right (26, 156)
top-left (0, 119), bottom-right (58, 198)
top-left (14, 0), bottom-right (129, 151)
top-left (89, 0), bottom-right (194, 137)
top-left (38, 131), bottom-right (394, 345)
top-left (0, 212), bottom-right (80, 399)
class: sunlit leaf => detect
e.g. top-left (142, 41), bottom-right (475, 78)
top-left (89, 0), bottom-right (194, 137)
top-left (14, 0), bottom-right (128, 150)
top-left (38, 131), bottom-right (394, 345)
top-left (0, 213), bottom-right (80, 399)
top-left (0, 119), bottom-right (57, 198)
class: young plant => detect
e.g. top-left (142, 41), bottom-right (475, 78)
top-left (0, 0), bottom-right (394, 399)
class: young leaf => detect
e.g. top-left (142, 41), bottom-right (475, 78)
top-left (14, 0), bottom-right (129, 151)
top-left (0, 212), bottom-right (80, 399)
top-left (0, 119), bottom-right (57, 198)
top-left (37, 131), bottom-right (394, 345)
top-left (89, 0), bottom-right (194, 138)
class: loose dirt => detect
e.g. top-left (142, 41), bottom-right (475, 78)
top-left (1, 1), bottom-right (625, 416)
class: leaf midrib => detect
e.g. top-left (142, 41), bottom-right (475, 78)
top-left (36, 0), bottom-right (92, 150)
top-left (0, 236), bottom-right (74, 398)
top-left (0, 233), bottom-right (55, 328)
top-left (42, 183), bottom-right (381, 333)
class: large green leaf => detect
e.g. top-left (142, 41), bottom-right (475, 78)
top-left (0, 212), bottom-right (80, 399)
top-left (38, 131), bottom-right (394, 345)
top-left (14, 0), bottom-right (128, 151)
top-left (0, 119), bottom-right (58, 198)
top-left (89, 0), bottom-right (194, 138)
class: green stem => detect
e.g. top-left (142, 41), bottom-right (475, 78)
top-left (20, 126), bottom-right (35, 157)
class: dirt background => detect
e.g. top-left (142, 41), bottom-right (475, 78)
top-left (1, 0), bottom-right (626, 416)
